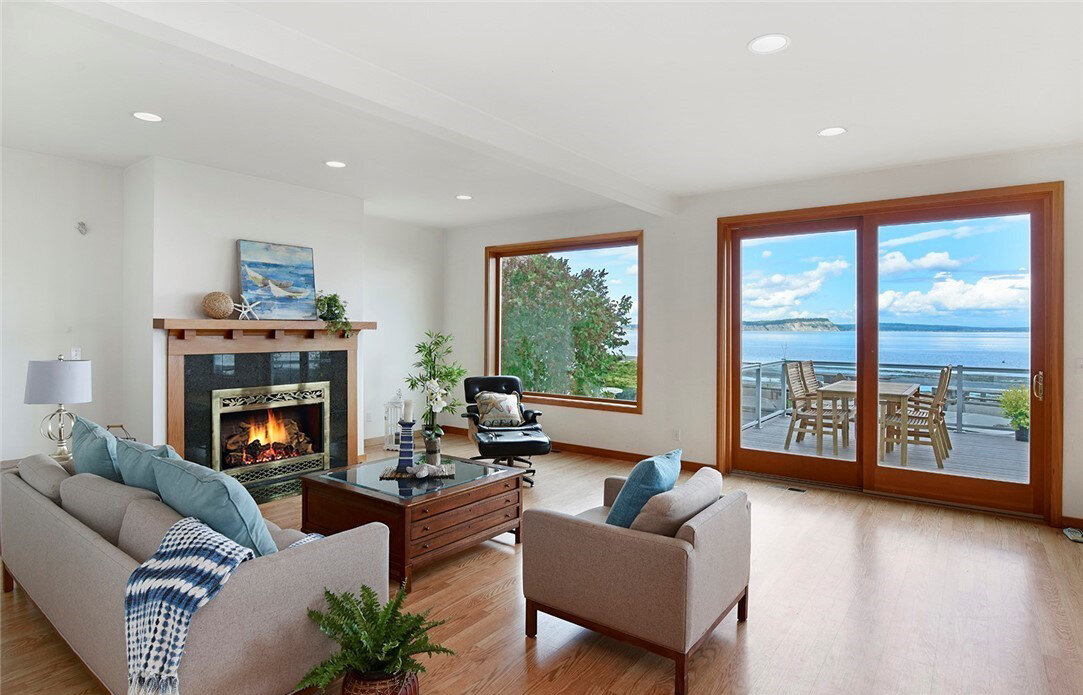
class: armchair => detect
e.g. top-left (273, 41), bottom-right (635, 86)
top-left (461, 376), bottom-right (551, 486)
top-left (523, 477), bottom-right (750, 694)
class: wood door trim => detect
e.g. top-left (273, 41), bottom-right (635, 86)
top-left (717, 182), bottom-right (1064, 523)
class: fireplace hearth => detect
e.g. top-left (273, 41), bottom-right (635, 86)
top-left (211, 381), bottom-right (330, 495)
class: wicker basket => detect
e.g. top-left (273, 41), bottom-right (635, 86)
top-left (342, 671), bottom-right (419, 695)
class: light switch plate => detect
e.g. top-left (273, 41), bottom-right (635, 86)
top-left (70, 347), bottom-right (82, 360)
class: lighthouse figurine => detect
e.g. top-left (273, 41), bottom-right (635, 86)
top-left (397, 399), bottom-right (416, 473)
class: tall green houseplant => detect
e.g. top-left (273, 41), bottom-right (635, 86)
top-left (405, 332), bottom-right (468, 440)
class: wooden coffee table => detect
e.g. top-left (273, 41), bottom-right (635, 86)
top-left (301, 455), bottom-right (524, 591)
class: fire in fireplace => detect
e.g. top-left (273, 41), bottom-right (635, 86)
top-left (222, 406), bottom-right (317, 468)
top-left (210, 381), bottom-right (331, 487)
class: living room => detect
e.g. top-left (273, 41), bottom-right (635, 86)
top-left (2, 3), bottom-right (1081, 695)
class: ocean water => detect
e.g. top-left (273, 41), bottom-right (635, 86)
top-left (240, 260), bottom-right (317, 319)
top-left (741, 331), bottom-right (1029, 369)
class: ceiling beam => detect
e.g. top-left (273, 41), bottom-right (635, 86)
top-left (55, 0), bottom-right (677, 216)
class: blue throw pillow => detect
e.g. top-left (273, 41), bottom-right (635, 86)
top-left (70, 416), bottom-right (121, 482)
top-left (151, 456), bottom-right (278, 557)
top-left (115, 438), bottom-right (181, 492)
top-left (605, 449), bottom-right (682, 528)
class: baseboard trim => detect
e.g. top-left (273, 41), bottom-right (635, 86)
top-left (1062, 515), bottom-right (1083, 528)
top-left (440, 425), bottom-right (711, 471)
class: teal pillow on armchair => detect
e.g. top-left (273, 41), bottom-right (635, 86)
top-left (605, 449), bottom-right (682, 528)
top-left (151, 455), bottom-right (278, 557)
top-left (70, 416), bottom-right (121, 482)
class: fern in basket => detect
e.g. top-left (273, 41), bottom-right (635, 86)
top-left (296, 584), bottom-right (454, 691)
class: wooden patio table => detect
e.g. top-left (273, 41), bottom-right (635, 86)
top-left (815, 380), bottom-right (919, 461)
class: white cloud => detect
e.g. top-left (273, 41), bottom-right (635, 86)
top-left (879, 273), bottom-right (1030, 315)
top-left (877, 215), bottom-right (1027, 250)
top-left (761, 250), bottom-right (772, 258)
top-left (626, 264), bottom-right (638, 275)
top-left (608, 278), bottom-right (623, 285)
top-left (879, 250), bottom-right (963, 274)
top-left (742, 259), bottom-right (850, 309)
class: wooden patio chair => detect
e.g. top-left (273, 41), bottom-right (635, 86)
top-left (784, 361), bottom-right (850, 452)
top-left (880, 365), bottom-right (951, 467)
top-left (799, 360), bottom-right (821, 395)
top-left (909, 365), bottom-right (953, 454)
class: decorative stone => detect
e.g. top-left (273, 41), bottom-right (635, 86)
top-left (201, 291), bottom-right (235, 319)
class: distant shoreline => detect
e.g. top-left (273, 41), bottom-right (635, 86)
top-left (742, 318), bottom-right (1028, 333)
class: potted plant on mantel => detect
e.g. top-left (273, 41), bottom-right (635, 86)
top-left (296, 584), bottom-right (454, 695)
top-left (999, 384), bottom-right (1030, 442)
top-left (405, 331), bottom-right (468, 460)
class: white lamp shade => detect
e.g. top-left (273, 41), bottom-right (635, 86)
top-left (24, 359), bottom-right (92, 405)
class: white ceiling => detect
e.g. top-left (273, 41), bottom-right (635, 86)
top-left (1, 3), bottom-right (609, 227)
top-left (4, 2), bottom-right (1082, 226)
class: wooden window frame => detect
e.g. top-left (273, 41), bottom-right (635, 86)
top-left (484, 230), bottom-right (644, 414)
top-left (717, 182), bottom-right (1064, 524)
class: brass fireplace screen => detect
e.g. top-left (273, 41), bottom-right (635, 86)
top-left (210, 381), bottom-right (331, 488)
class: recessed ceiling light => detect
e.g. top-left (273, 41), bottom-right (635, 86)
top-left (131, 112), bottom-right (163, 122)
top-left (747, 34), bottom-right (790, 54)
top-left (324, 161), bottom-right (347, 168)
top-left (818, 126), bottom-right (848, 137)
top-left (455, 194), bottom-right (473, 201)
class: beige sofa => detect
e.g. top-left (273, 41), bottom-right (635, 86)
top-left (1, 454), bottom-right (389, 695)
top-left (522, 475), bottom-right (751, 695)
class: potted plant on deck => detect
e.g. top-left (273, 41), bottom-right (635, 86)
top-left (999, 384), bottom-right (1030, 442)
top-left (405, 332), bottom-right (468, 460)
top-left (296, 584), bottom-right (453, 695)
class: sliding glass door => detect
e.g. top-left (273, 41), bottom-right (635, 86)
top-left (720, 184), bottom-right (1061, 519)
top-left (864, 200), bottom-right (1050, 514)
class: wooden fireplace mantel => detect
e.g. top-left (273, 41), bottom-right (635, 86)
top-left (155, 317), bottom-right (374, 468)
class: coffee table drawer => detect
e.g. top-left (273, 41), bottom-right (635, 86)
top-left (412, 490), bottom-right (519, 540)
top-left (413, 478), bottom-right (519, 520)
top-left (410, 506), bottom-right (520, 557)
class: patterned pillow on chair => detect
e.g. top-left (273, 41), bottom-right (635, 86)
top-left (475, 391), bottom-right (524, 427)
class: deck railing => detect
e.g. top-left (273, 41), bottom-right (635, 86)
top-left (740, 360), bottom-right (1029, 433)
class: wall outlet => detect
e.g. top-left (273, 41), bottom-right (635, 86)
top-left (365, 412), bottom-right (373, 423)
top-left (1076, 357), bottom-right (1083, 372)
top-left (672, 428), bottom-right (681, 442)
top-left (70, 347), bottom-right (82, 360)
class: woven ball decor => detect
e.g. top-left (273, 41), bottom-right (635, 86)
top-left (201, 291), bottom-right (235, 319)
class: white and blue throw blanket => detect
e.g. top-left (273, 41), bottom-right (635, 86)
top-left (125, 517), bottom-right (254, 695)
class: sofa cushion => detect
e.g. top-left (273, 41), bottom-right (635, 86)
top-left (18, 454), bottom-right (71, 502)
top-left (117, 498), bottom-right (184, 562)
top-left (605, 449), bottom-right (682, 528)
top-left (630, 467), bottom-right (723, 537)
top-left (151, 455), bottom-right (278, 557)
top-left (574, 505), bottom-right (611, 526)
top-left (115, 438), bottom-right (181, 492)
top-left (71, 416), bottom-right (120, 482)
top-left (59, 473), bottom-right (160, 544)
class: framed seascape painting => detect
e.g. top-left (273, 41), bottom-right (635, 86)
top-left (237, 240), bottom-right (317, 319)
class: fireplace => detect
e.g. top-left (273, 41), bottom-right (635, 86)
top-left (210, 381), bottom-right (331, 493)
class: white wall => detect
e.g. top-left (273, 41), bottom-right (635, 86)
top-left (443, 144), bottom-right (1083, 517)
top-left (141, 157), bottom-right (368, 445)
top-left (360, 215), bottom-right (445, 441)
top-left (1, 148), bottom-right (125, 458)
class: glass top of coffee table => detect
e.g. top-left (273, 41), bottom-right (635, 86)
top-left (319, 455), bottom-right (508, 499)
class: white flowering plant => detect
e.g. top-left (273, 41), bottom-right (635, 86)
top-left (405, 332), bottom-right (468, 440)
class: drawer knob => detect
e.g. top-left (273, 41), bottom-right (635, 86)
top-left (421, 508), bottom-right (429, 514)
top-left (422, 544), bottom-right (430, 549)
top-left (422, 526), bottom-right (430, 531)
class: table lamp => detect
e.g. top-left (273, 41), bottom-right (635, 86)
top-left (24, 356), bottom-right (92, 463)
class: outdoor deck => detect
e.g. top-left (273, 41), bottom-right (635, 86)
top-left (741, 415), bottom-right (1029, 483)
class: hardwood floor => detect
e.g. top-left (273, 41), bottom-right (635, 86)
top-left (3, 435), bottom-right (1082, 694)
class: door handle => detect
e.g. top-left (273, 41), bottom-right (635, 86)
top-left (1032, 371), bottom-right (1044, 401)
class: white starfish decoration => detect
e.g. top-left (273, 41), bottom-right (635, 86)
top-left (234, 296), bottom-right (261, 320)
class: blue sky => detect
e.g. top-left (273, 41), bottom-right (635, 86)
top-left (741, 214), bottom-right (1031, 328)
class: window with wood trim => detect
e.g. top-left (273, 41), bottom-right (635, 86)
top-left (485, 231), bottom-right (643, 413)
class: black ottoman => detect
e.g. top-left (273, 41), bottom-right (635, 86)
top-left (473, 429), bottom-right (551, 485)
